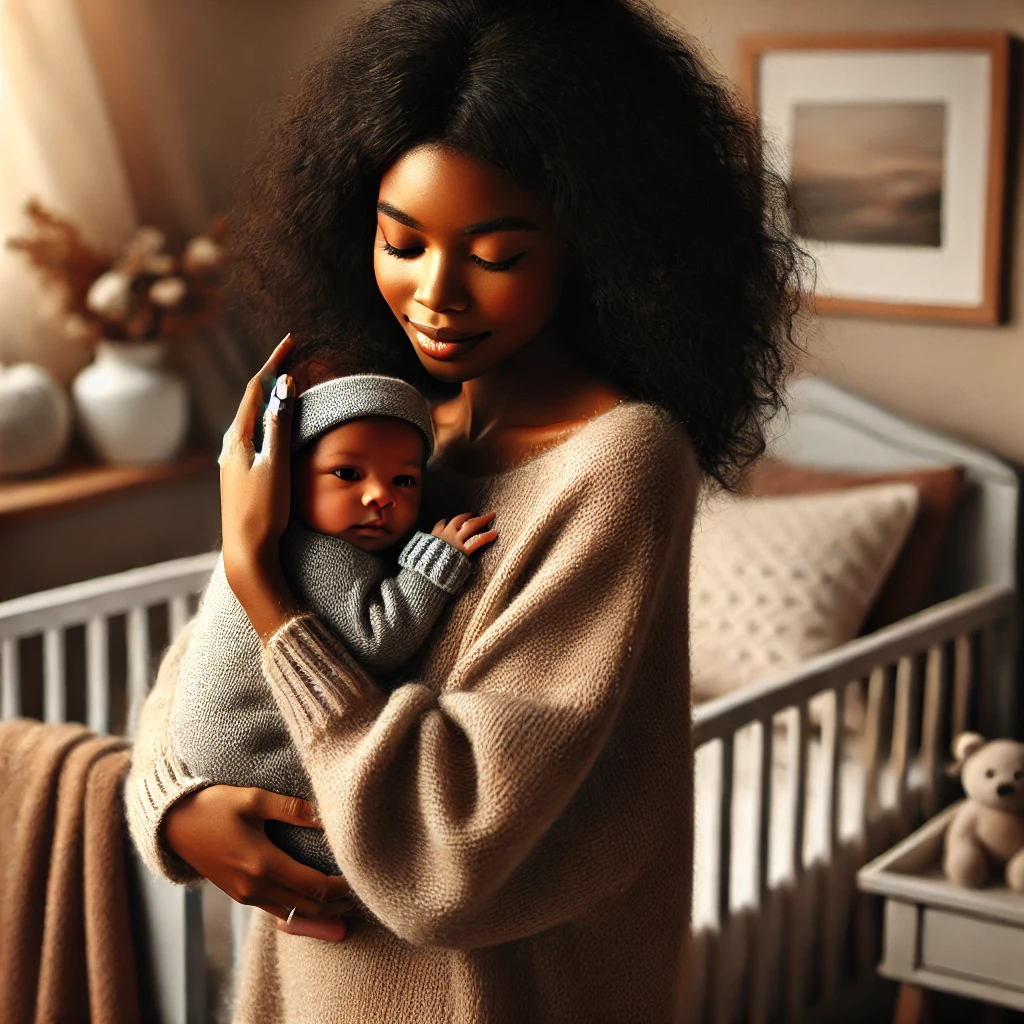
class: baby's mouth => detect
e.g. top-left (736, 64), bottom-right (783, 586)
top-left (354, 519), bottom-right (389, 533)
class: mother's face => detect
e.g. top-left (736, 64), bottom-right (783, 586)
top-left (374, 144), bottom-right (565, 384)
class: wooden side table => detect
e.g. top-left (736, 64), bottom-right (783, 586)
top-left (858, 805), bottom-right (1024, 1023)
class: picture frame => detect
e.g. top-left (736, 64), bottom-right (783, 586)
top-left (740, 33), bottom-right (1011, 324)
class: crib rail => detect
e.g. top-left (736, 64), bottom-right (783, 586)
top-left (0, 552), bottom-right (219, 1024)
top-left (687, 584), bottom-right (1018, 1024)
top-left (0, 553), bottom-right (217, 733)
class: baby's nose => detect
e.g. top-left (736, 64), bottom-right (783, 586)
top-left (363, 487), bottom-right (394, 508)
top-left (997, 782), bottom-right (1015, 798)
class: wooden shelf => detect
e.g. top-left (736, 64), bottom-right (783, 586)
top-left (0, 448), bottom-right (217, 524)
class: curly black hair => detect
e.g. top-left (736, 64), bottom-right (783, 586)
top-left (231, 0), bottom-right (809, 486)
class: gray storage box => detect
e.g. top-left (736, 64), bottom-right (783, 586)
top-left (858, 803), bottom-right (1024, 1010)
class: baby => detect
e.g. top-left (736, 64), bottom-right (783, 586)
top-left (170, 373), bottom-right (495, 875)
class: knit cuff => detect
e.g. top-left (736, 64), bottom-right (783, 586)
top-left (124, 751), bottom-right (211, 886)
top-left (262, 613), bottom-right (385, 746)
top-left (398, 531), bottom-right (472, 596)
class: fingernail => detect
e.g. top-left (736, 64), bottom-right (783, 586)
top-left (274, 374), bottom-right (289, 400)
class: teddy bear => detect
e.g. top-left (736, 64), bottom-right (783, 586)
top-left (943, 732), bottom-right (1024, 890)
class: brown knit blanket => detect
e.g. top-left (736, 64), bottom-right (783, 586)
top-left (0, 719), bottom-right (141, 1024)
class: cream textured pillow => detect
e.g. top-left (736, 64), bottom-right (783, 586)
top-left (690, 483), bottom-right (919, 703)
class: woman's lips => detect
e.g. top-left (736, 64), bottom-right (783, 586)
top-left (406, 318), bottom-right (490, 361)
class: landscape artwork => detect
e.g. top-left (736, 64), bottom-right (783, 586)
top-left (790, 101), bottom-right (946, 248)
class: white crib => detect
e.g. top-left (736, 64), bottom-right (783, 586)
top-left (0, 379), bottom-right (1018, 1024)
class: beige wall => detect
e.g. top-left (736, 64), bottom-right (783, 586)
top-left (14, 0), bottom-right (1018, 469)
top-left (141, 0), bottom-right (1022, 465)
top-left (655, 0), bottom-right (1024, 465)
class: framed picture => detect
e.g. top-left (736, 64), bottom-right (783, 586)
top-left (741, 33), bottom-right (1011, 324)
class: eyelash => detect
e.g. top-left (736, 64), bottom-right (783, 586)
top-left (381, 240), bottom-right (524, 273)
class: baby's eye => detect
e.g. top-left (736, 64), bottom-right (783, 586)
top-left (394, 475), bottom-right (418, 488)
top-left (334, 467), bottom-right (360, 481)
top-left (1015, 771), bottom-right (1023, 781)
top-left (986, 768), bottom-right (996, 778)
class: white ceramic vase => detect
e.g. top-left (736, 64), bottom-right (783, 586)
top-left (72, 340), bottom-right (189, 465)
top-left (0, 363), bottom-right (72, 476)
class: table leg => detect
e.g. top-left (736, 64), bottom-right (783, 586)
top-left (894, 984), bottom-right (931, 1024)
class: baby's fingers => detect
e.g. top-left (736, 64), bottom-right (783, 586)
top-left (447, 512), bottom-right (474, 531)
top-left (459, 512), bottom-right (496, 534)
top-left (464, 530), bottom-right (498, 552)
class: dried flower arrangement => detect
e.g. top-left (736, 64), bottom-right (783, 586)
top-left (6, 199), bottom-right (227, 347)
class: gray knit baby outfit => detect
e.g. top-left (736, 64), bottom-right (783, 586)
top-left (170, 376), bottom-right (470, 875)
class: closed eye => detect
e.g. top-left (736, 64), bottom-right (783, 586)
top-left (381, 240), bottom-right (422, 260)
top-left (381, 238), bottom-right (524, 273)
top-left (470, 252), bottom-right (525, 273)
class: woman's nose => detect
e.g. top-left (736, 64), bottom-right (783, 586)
top-left (413, 250), bottom-right (467, 313)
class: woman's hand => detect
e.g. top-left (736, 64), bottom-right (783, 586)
top-left (219, 333), bottom-right (300, 641)
top-left (161, 784), bottom-right (355, 941)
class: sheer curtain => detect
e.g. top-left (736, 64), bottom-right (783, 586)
top-left (0, 0), bottom-right (249, 438)
top-left (0, 0), bottom-right (137, 380)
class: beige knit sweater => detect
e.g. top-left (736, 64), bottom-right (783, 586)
top-left (126, 401), bottom-right (698, 1024)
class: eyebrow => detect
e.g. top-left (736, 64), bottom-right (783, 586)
top-left (377, 202), bottom-right (539, 236)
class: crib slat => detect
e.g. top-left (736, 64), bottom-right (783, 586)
top-left (828, 685), bottom-right (845, 854)
top-left (169, 594), bottom-right (189, 640)
top-left (819, 684), bottom-right (847, 1000)
top-left (126, 606), bottom-right (150, 738)
top-left (86, 616), bottom-right (110, 734)
top-left (888, 656), bottom-right (918, 831)
top-left (757, 717), bottom-right (773, 904)
top-left (1, 638), bottom-right (20, 719)
top-left (861, 668), bottom-right (886, 824)
top-left (717, 732), bottom-right (735, 929)
top-left (783, 700), bottom-right (812, 1020)
top-left (952, 634), bottom-right (971, 740)
top-left (43, 628), bottom-right (66, 724)
top-left (920, 645), bottom-right (949, 820)
top-left (790, 702), bottom-right (810, 879)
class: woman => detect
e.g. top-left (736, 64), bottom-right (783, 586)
top-left (126, 0), bottom-right (805, 1020)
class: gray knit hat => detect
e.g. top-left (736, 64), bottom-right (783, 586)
top-left (291, 375), bottom-right (435, 458)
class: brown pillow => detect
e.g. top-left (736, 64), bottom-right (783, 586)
top-left (745, 459), bottom-right (967, 632)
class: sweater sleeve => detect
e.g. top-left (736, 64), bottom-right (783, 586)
top-left (344, 532), bottom-right (470, 673)
top-left (262, 429), bottom-right (697, 948)
top-left (125, 620), bottom-right (212, 885)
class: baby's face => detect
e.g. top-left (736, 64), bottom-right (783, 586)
top-left (292, 416), bottom-right (424, 552)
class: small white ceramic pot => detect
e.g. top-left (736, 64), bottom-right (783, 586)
top-left (72, 340), bottom-right (189, 465)
top-left (0, 362), bottom-right (72, 476)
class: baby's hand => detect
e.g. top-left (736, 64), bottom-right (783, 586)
top-left (432, 512), bottom-right (498, 556)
